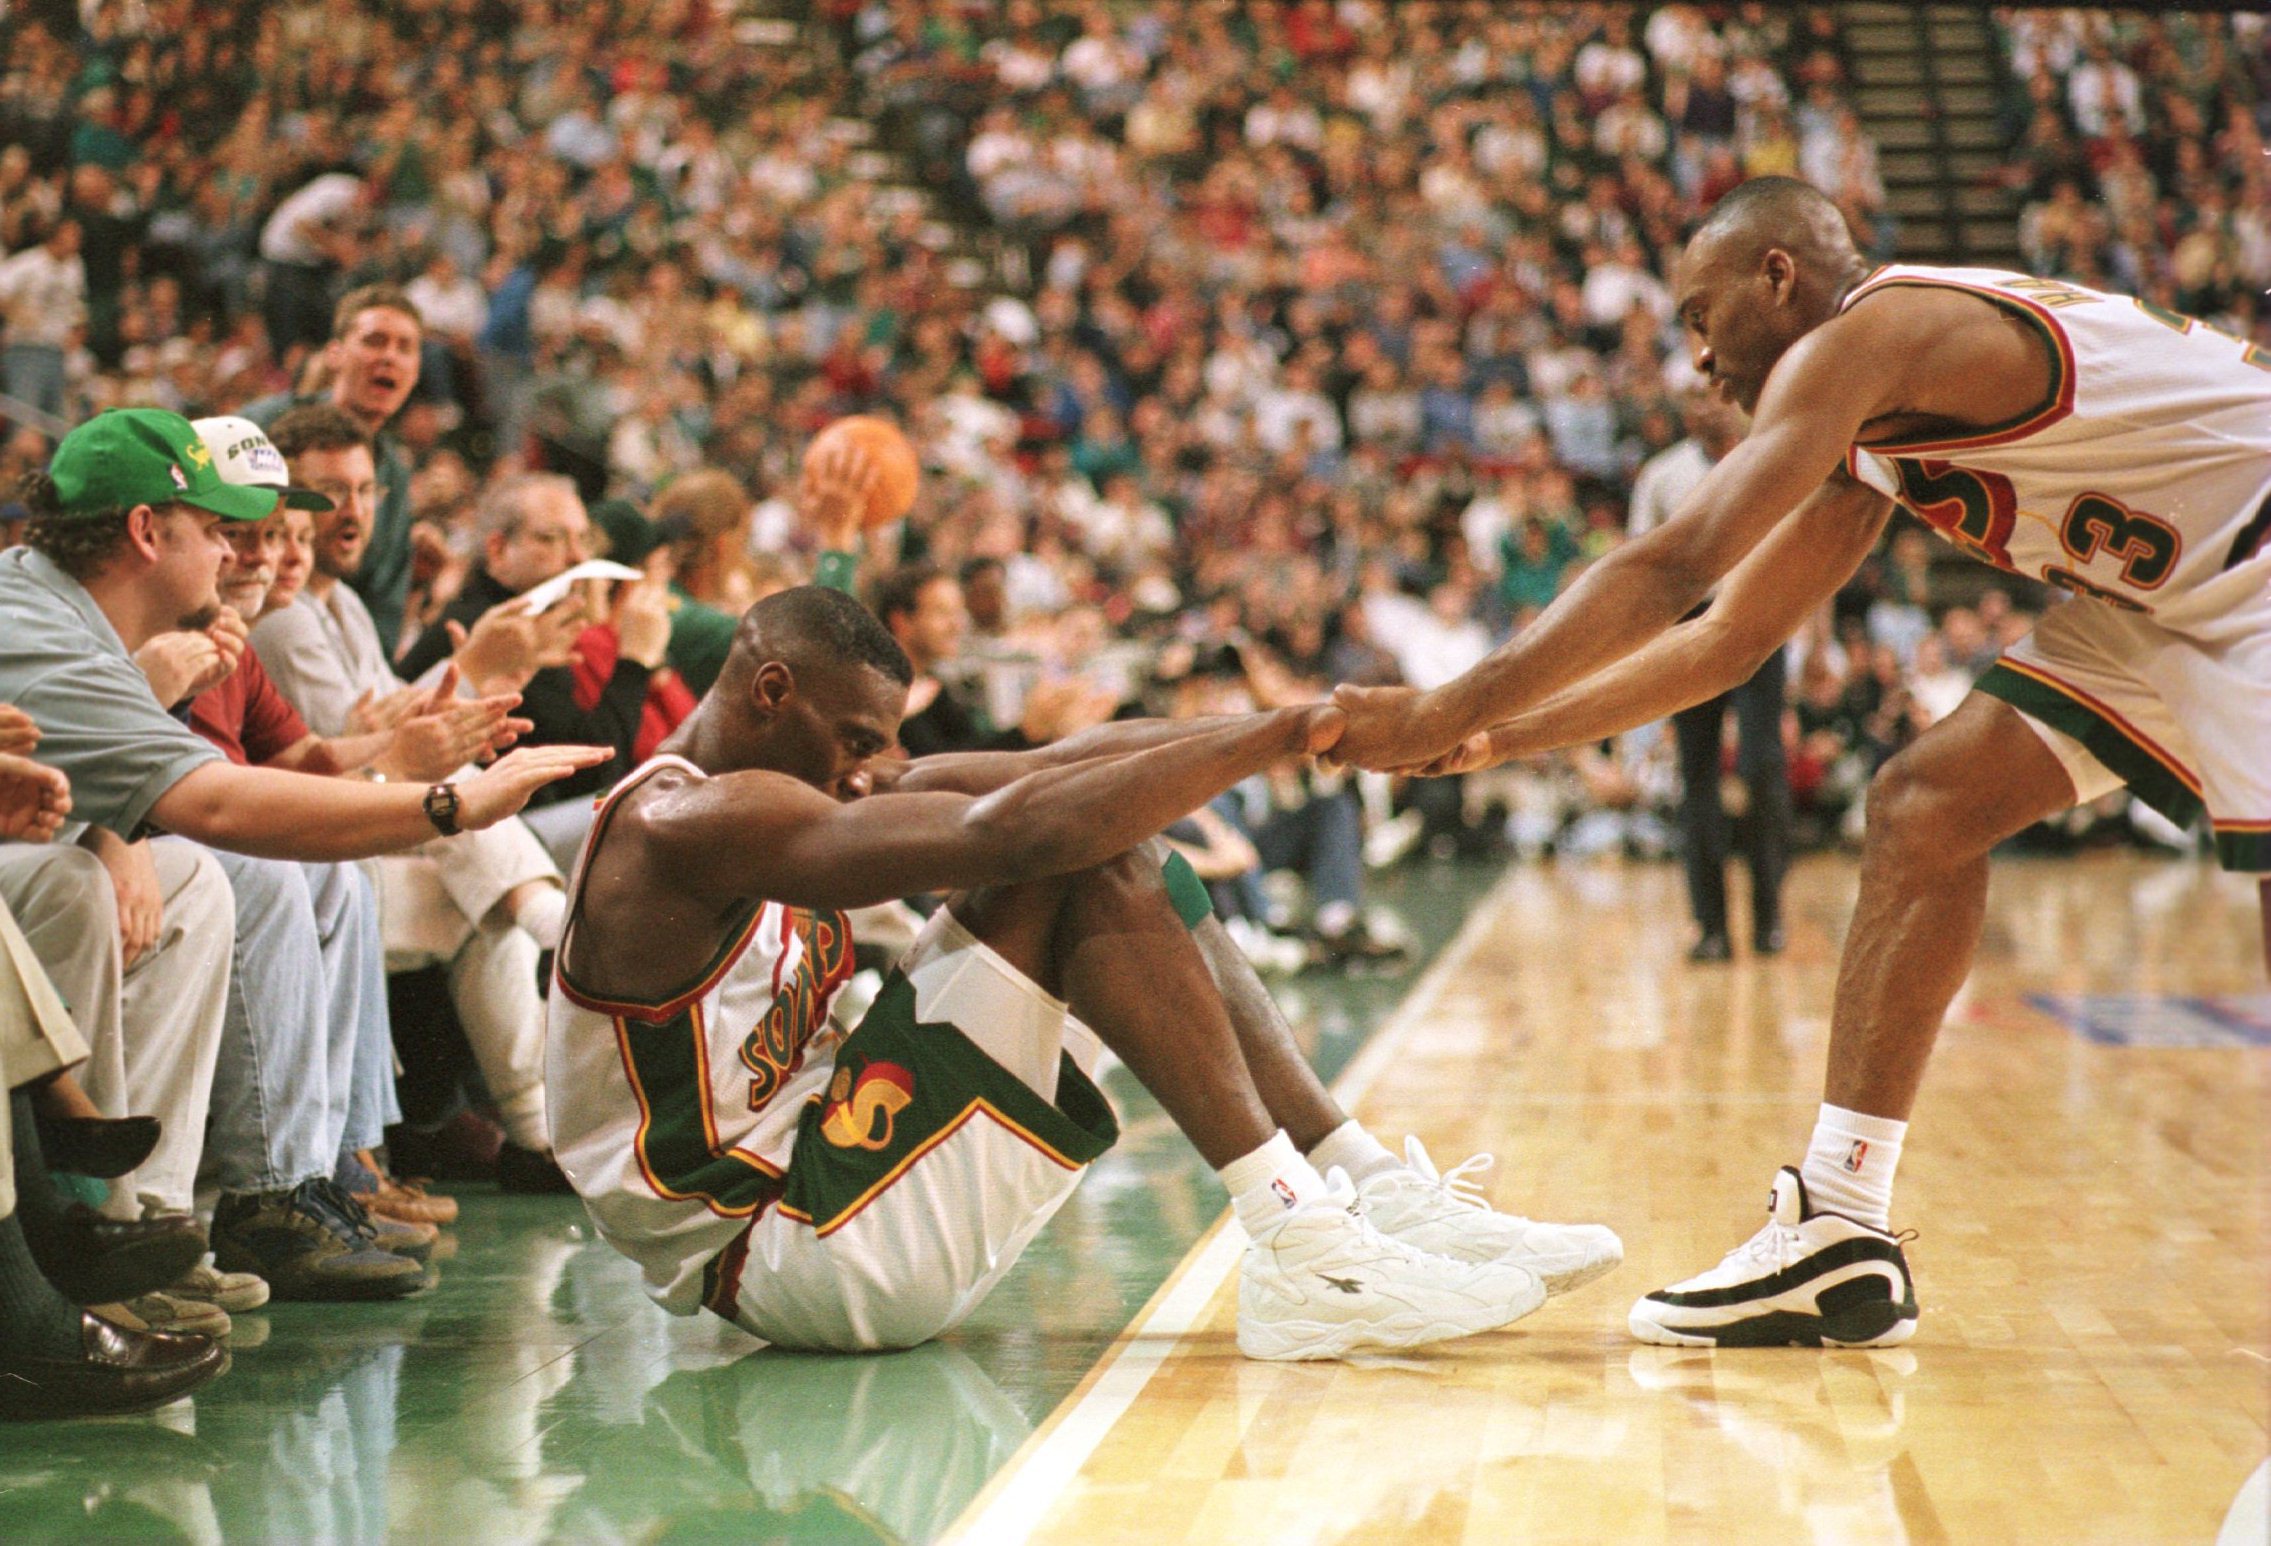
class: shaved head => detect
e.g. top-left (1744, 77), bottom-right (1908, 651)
top-left (721, 585), bottom-right (912, 694)
top-left (1673, 177), bottom-right (1872, 413)
top-left (694, 585), bottom-right (912, 792)
top-left (1689, 176), bottom-right (1859, 276)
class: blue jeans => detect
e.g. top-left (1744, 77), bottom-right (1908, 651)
top-left (207, 855), bottom-right (397, 1194)
top-left (1253, 786), bottom-right (1364, 917)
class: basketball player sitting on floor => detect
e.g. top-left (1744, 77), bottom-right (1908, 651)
top-left (546, 586), bottom-right (1621, 1361)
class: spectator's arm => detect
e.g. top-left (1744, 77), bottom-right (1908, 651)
top-left (147, 744), bottom-right (610, 861)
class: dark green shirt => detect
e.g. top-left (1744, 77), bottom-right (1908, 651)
top-left (667, 588), bottom-right (737, 697)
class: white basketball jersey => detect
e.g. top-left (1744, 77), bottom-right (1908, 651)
top-left (1841, 264), bottom-right (2271, 633)
top-left (546, 756), bottom-right (856, 1315)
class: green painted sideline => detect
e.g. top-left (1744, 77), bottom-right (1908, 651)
top-left (0, 859), bottom-right (1509, 1546)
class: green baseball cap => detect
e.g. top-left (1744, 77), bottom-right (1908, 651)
top-left (46, 408), bottom-right (279, 523)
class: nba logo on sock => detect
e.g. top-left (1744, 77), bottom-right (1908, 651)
top-left (1270, 1179), bottom-right (1298, 1209)
top-left (1843, 1140), bottom-right (1869, 1174)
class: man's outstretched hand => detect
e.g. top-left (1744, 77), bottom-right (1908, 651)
top-left (452, 744), bottom-right (614, 831)
top-left (1324, 683), bottom-right (1460, 771)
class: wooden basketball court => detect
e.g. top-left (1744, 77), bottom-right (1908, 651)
top-left (948, 852), bottom-right (2269, 1544)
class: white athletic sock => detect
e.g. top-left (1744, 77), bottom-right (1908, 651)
top-left (1306, 1119), bottom-right (1401, 1184)
top-left (1798, 1104), bottom-right (1907, 1230)
top-left (513, 885), bottom-right (567, 951)
top-left (1219, 1130), bottom-right (1329, 1237)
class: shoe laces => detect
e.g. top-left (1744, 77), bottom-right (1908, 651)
top-left (1275, 1168), bottom-right (1438, 1271)
top-left (297, 1178), bottom-right (379, 1242)
top-left (1379, 1137), bottom-right (1498, 1216)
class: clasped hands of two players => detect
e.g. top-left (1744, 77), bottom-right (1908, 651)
top-left (1311, 684), bottom-right (1496, 777)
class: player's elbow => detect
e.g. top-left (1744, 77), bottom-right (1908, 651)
top-left (1699, 615), bottom-right (1787, 691)
top-left (1620, 530), bottom-right (1720, 622)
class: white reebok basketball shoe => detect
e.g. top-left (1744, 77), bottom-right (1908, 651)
top-left (1237, 1169), bottom-right (1546, 1362)
top-left (1357, 1137), bottom-right (1623, 1294)
top-left (1629, 1167), bottom-right (1918, 1348)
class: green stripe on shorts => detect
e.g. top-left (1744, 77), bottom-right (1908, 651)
top-left (2213, 827), bottom-right (2271, 873)
top-left (780, 973), bottom-right (1119, 1233)
top-left (1976, 663), bottom-right (2204, 829)
top-left (1160, 849), bottom-right (1215, 928)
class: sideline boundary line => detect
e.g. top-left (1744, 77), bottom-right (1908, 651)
top-left (939, 869), bottom-right (1519, 1544)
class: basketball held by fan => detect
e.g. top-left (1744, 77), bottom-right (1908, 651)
top-left (803, 415), bottom-right (920, 529)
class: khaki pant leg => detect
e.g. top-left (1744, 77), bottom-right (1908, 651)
top-left (0, 891), bottom-right (91, 1219)
top-left (420, 815), bottom-right (557, 935)
top-left (447, 913), bottom-right (548, 1150)
top-left (110, 840), bottom-right (233, 1216)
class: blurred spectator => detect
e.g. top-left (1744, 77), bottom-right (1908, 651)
top-left (0, 218), bottom-right (82, 421)
top-left (258, 171), bottom-right (369, 358)
top-left (245, 286), bottom-right (426, 655)
top-left (1629, 387), bottom-right (1788, 960)
top-left (397, 474), bottom-right (673, 867)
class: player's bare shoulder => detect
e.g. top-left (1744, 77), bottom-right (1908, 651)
top-left (1836, 281), bottom-right (2054, 447)
top-left (567, 761), bottom-right (768, 1000)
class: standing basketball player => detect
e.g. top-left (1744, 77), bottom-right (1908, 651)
top-left (546, 586), bottom-right (1620, 1361)
top-left (1329, 176), bottom-right (2271, 1348)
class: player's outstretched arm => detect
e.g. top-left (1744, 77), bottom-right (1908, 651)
top-left (875, 714), bottom-right (1279, 797)
top-left (628, 707), bottom-right (1343, 914)
top-left (1421, 473), bottom-right (1894, 772)
top-left (1331, 313), bottom-right (1908, 772)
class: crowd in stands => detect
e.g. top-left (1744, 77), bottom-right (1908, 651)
top-left (0, 0), bottom-right (2256, 1415)
top-left (2001, 9), bottom-right (2269, 323)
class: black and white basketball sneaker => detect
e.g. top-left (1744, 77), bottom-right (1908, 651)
top-left (1628, 1167), bottom-right (1917, 1348)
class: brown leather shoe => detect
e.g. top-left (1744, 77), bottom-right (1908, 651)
top-left (354, 1151), bottom-right (459, 1225)
top-left (0, 1311), bottom-right (228, 1421)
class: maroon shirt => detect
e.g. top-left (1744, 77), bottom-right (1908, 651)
top-left (190, 646), bottom-right (310, 767)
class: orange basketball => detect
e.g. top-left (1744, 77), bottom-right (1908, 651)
top-left (805, 415), bottom-right (920, 528)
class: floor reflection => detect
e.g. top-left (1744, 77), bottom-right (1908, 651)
top-left (1627, 1347), bottom-right (1922, 1545)
top-left (538, 1340), bottom-right (1032, 1545)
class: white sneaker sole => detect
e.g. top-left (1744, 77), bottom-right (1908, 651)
top-left (1628, 1265), bottom-right (1918, 1349)
top-left (1238, 1277), bottom-right (1547, 1362)
top-left (1628, 1308), bottom-right (1918, 1349)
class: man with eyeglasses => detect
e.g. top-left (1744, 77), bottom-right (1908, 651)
top-left (394, 470), bottom-right (678, 868)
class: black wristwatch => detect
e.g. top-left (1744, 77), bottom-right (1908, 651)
top-left (423, 782), bottom-right (462, 837)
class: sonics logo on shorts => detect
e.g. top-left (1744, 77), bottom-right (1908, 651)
top-left (819, 1060), bottom-right (915, 1151)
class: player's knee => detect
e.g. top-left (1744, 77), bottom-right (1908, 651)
top-left (1066, 849), bottom-right (1172, 923)
top-left (1862, 750), bottom-right (1965, 866)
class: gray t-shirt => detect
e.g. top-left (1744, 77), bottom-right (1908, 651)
top-left (0, 548), bottom-right (222, 837)
top-left (250, 585), bottom-right (396, 739)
